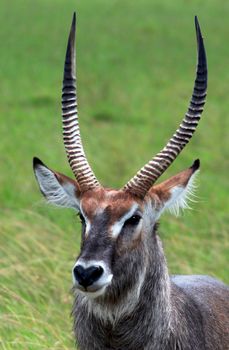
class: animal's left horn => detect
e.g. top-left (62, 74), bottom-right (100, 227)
top-left (62, 13), bottom-right (100, 192)
top-left (123, 16), bottom-right (207, 198)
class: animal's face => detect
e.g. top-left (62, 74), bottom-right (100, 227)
top-left (34, 159), bottom-right (198, 299)
top-left (73, 188), bottom-right (149, 298)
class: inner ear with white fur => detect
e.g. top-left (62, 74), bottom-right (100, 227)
top-left (148, 160), bottom-right (200, 217)
top-left (33, 157), bottom-right (81, 210)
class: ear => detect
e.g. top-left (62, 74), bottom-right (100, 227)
top-left (148, 159), bottom-right (200, 218)
top-left (33, 157), bottom-right (81, 210)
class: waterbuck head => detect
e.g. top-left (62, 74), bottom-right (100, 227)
top-left (33, 14), bottom-right (207, 301)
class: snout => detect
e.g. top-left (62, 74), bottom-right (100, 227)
top-left (72, 260), bottom-right (113, 297)
top-left (73, 265), bottom-right (103, 288)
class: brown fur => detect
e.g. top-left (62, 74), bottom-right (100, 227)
top-left (81, 188), bottom-right (142, 226)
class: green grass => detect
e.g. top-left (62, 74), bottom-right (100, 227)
top-left (0, 0), bottom-right (228, 349)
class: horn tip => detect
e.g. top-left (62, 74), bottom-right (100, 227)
top-left (69, 12), bottom-right (76, 35)
top-left (194, 15), bottom-right (202, 38)
top-left (194, 15), bottom-right (207, 72)
top-left (72, 12), bottom-right (76, 26)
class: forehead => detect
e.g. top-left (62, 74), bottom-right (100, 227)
top-left (80, 188), bottom-right (142, 221)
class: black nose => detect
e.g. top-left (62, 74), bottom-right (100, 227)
top-left (73, 265), bottom-right (104, 288)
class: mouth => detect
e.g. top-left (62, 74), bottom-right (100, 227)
top-left (74, 284), bottom-right (109, 298)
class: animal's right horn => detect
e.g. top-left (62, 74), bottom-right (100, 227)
top-left (62, 13), bottom-right (101, 192)
top-left (123, 16), bottom-right (207, 198)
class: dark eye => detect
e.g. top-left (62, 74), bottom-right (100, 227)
top-left (78, 213), bottom-right (85, 225)
top-left (124, 215), bottom-right (141, 227)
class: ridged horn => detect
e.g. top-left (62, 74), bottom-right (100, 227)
top-left (123, 16), bottom-right (207, 198)
top-left (62, 13), bottom-right (100, 192)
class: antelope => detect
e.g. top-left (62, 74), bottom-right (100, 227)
top-left (33, 14), bottom-right (229, 350)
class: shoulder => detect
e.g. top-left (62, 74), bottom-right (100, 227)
top-left (171, 274), bottom-right (228, 291)
top-left (171, 274), bottom-right (229, 311)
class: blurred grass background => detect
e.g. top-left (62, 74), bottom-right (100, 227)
top-left (0, 0), bottom-right (228, 349)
